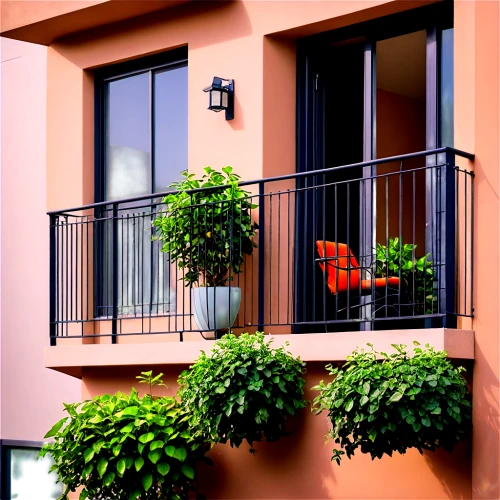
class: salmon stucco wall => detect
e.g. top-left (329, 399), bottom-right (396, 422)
top-left (82, 363), bottom-right (472, 499)
top-left (0, 38), bottom-right (80, 440)
top-left (455, 2), bottom-right (500, 499)
top-left (45, 0), bottom-right (429, 213)
top-left (38, 0), bottom-right (500, 497)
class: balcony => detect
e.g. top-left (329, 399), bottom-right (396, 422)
top-left (47, 148), bottom-right (474, 371)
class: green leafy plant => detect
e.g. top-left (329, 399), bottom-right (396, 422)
top-left (375, 238), bottom-right (436, 313)
top-left (137, 370), bottom-right (167, 396)
top-left (153, 167), bottom-right (258, 287)
top-left (40, 373), bottom-right (209, 500)
top-left (178, 332), bottom-right (307, 453)
top-left (313, 342), bottom-right (471, 464)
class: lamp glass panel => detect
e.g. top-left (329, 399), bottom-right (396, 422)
top-left (211, 89), bottom-right (222, 107)
top-left (222, 91), bottom-right (228, 108)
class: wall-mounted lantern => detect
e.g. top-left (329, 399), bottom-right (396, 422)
top-left (203, 77), bottom-right (234, 121)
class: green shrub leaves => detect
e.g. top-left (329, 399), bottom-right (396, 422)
top-left (375, 238), bottom-right (436, 313)
top-left (313, 342), bottom-right (472, 464)
top-left (41, 336), bottom-right (473, 497)
top-left (40, 377), bottom-right (208, 500)
top-left (178, 332), bottom-right (307, 452)
top-left (152, 167), bottom-right (258, 287)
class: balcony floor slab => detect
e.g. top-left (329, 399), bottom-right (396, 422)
top-left (45, 328), bottom-right (474, 379)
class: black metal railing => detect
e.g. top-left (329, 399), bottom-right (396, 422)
top-left (48, 148), bottom-right (474, 344)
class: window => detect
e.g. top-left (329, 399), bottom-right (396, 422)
top-left (96, 47), bottom-right (188, 200)
top-left (1, 442), bottom-right (62, 499)
top-left (95, 48), bottom-right (188, 317)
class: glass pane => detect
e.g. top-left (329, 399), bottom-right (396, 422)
top-left (375, 30), bottom-right (427, 254)
top-left (211, 89), bottom-right (221, 107)
top-left (154, 65), bottom-right (188, 192)
top-left (440, 28), bottom-right (454, 147)
top-left (10, 448), bottom-right (63, 499)
top-left (105, 72), bottom-right (151, 201)
top-left (376, 30), bottom-right (426, 157)
top-left (98, 206), bottom-right (167, 318)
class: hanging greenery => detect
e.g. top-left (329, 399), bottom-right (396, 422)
top-left (313, 342), bottom-right (472, 464)
top-left (40, 372), bottom-right (209, 500)
top-left (178, 332), bottom-right (307, 453)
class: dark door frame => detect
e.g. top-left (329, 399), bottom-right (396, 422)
top-left (295, 1), bottom-right (453, 332)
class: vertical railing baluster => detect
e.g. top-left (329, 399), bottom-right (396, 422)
top-left (258, 182), bottom-right (265, 331)
top-left (49, 215), bottom-right (57, 346)
top-left (269, 193), bottom-right (273, 326)
top-left (112, 203), bottom-right (118, 343)
top-left (443, 149), bottom-right (457, 327)
top-left (46, 149), bottom-right (474, 342)
top-left (470, 171), bottom-right (475, 317)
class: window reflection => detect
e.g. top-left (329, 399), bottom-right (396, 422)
top-left (104, 65), bottom-right (188, 199)
top-left (100, 60), bottom-right (187, 317)
top-left (105, 72), bottom-right (151, 201)
top-left (440, 28), bottom-right (454, 147)
top-left (154, 66), bottom-right (188, 192)
top-left (10, 448), bottom-right (62, 500)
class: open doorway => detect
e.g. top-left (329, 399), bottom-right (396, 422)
top-left (376, 30), bottom-right (427, 256)
top-left (295, 3), bottom-right (453, 332)
top-left (295, 40), bottom-right (365, 332)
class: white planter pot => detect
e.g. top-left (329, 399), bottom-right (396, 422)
top-left (192, 286), bottom-right (241, 331)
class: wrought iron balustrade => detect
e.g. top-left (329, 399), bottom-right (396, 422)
top-left (49, 147), bottom-right (474, 344)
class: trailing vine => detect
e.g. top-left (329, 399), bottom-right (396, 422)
top-left (313, 342), bottom-right (471, 464)
top-left (178, 332), bottom-right (307, 452)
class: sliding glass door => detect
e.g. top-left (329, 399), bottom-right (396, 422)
top-left (296, 3), bottom-right (453, 331)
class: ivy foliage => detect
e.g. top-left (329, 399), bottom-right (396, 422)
top-left (313, 342), bottom-right (471, 464)
top-left (152, 167), bottom-right (258, 287)
top-left (178, 333), bottom-right (307, 452)
top-left (375, 238), bottom-right (436, 313)
top-left (40, 373), bottom-right (209, 500)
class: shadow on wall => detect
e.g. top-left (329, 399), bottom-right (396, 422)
top-left (423, 359), bottom-right (473, 500)
top-left (469, 344), bottom-right (500, 499)
top-left (198, 363), bottom-right (475, 500)
top-left (198, 379), bottom-right (335, 500)
top-left (81, 363), bottom-right (476, 499)
top-left (51, 0), bottom-right (253, 68)
top-left (423, 444), bottom-right (472, 500)
top-left (228, 93), bottom-right (245, 132)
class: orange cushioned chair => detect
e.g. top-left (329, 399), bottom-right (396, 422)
top-left (316, 241), bottom-right (400, 295)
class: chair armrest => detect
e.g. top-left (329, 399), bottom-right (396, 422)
top-left (315, 257), bottom-right (373, 272)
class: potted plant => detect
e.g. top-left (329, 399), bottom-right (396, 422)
top-left (178, 332), bottom-right (307, 453)
top-left (375, 238), bottom-right (436, 315)
top-left (153, 167), bottom-right (258, 332)
top-left (40, 372), bottom-right (210, 500)
top-left (313, 342), bottom-right (472, 464)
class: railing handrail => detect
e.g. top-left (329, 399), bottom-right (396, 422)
top-left (48, 147), bottom-right (474, 216)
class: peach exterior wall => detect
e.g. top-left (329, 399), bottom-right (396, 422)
top-left (37, 0), bottom-right (500, 497)
top-left (45, 0), bottom-right (430, 212)
top-left (455, 2), bottom-right (500, 499)
top-left (81, 363), bottom-right (472, 499)
top-left (0, 38), bottom-right (80, 440)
